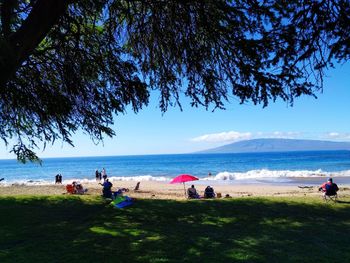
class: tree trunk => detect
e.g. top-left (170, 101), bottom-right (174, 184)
top-left (0, 0), bottom-right (69, 86)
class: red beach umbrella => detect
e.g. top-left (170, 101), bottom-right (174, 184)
top-left (170, 174), bottom-right (199, 197)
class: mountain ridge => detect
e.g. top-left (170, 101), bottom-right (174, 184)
top-left (197, 138), bottom-right (350, 153)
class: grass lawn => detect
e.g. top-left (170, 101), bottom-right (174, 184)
top-left (0, 195), bottom-right (349, 263)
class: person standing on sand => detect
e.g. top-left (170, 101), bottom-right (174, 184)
top-left (100, 179), bottom-right (113, 198)
top-left (102, 168), bottom-right (107, 182)
top-left (55, 174), bottom-right (59, 184)
top-left (95, 169), bottom-right (100, 181)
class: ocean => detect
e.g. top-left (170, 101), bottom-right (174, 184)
top-left (0, 151), bottom-right (350, 185)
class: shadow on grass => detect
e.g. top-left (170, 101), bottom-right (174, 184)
top-left (336, 200), bottom-right (350, 204)
top-left (0, 196), bottom-right (350, 262)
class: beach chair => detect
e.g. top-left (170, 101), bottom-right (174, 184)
top-left (66, 184), bottom-right (75, 194)
top-left (322, 185), bottom-right (338, 203)
top-left (134, 182), bottom-right (140, 191)
top-left (323, 191), bottom-right (338, 203)
top-left (187, 188), bottom-right (200, 199)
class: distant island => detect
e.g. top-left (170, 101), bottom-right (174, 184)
top-left (197, 138), bottom-right (350, 153)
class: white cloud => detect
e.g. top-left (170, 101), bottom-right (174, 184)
top-left (191, 131), bottom-right (303, 143)
top-left (267, 131), bottom-right (302, 139)
top-left (191, 131), bottom-right (252, 143)
top-left (324, 132), bottom-right (350, 140)
top-left (191, 130), bottom-right (350, 144)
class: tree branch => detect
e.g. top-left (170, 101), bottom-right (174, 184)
top-left (9, 0), bottom-right (70, 65)
top-left (0, 0), bottom-right (70, 87)
top-left (0, 0), bottom-right (18, 37)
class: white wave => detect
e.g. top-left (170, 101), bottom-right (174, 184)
top-left (2, 170), bottom-right (350, 186)
top-left (0, 175), bottom-right (171, 186)
top-left (108, 175), bottom-right (170, 182)
top-left (204, 169), bottom-right (350, 181)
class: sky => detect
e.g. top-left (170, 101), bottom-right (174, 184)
top-left (1, 63), bottom-right (350, 159)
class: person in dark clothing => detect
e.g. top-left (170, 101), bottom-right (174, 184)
top-left (95, 169), bottom-right (100, 181)
top-left (55, 174), bottom-right (60, 184)
top-left (319, 178), bottom-right (339, 197)
top-left (204, 186), bottom-right (215, 198)
top-left (187, 185), bottom-right (200, 199)
top-left (58, 174), bottom-right (62, 184)
top-left (100, 179), bottom-right (113, 198)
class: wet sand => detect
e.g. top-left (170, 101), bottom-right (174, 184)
top-left (1, 180), bottom-right (350, 200)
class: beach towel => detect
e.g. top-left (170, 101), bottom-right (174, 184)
top-left (110, 196), bottom-right (133, 208)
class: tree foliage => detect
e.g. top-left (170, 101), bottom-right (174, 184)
top-left (0, 0), bottom-right (349, 162)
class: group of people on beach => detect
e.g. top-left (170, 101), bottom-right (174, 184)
top-left (61, 166), bottom-right (340, 201)
top-left (66, 181), bottom-right (88, 194)
top-left (187, 185), bottom-right (219, 199)
top-left (99, 178), bottom-right (129, 199)
top-left (95, 167), bottom-right (127, 198)
top-left (95, 168), bottom-right (107, 182)
top-left (55, 174), bottom-right (62, 184)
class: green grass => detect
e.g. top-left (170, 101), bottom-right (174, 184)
top-left (0, 195), bottom-right (350, 263)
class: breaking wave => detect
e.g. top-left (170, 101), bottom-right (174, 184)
top-left (205, 169), bottom-right (350, 181)
top-left (2, 169), bottom-right (350, 186)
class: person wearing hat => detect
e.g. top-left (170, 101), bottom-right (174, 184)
top-left (319, 178), bottom-right (339, 197)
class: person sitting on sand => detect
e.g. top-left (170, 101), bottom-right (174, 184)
top-left (72, 181), bottom-right (77, 191)
top-left (100, 179), bottom-right (113, 198)
top-left (319, 178), bottom-right (339, 197)
top-left (112, 187), bottom-right (129, 199)
top-left (204, 185), bottom-right (215, 198)
top-left (187, 185), bottom-right (200, 199)
top-left (75, 182), bottom-right (88, 194)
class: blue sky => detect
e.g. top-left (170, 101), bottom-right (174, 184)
top-left (1, 63), bottom-right (349, 159)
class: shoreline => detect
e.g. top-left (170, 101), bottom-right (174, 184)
top-left (1, 180), bottom-right (350, 200)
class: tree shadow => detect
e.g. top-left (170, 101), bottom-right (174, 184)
top-left (336, 200), bottom-right (350, 204)
top-left (1, 196), bottom-right (350, 262)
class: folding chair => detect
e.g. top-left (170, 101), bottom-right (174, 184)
top-left (323, 190), bottom-right (338, 203)
top-left (66, 184), bottom-right (75, 194)
top-left (134, 182), bottom-right (140, 191)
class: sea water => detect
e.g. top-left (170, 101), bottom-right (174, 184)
top-left (0, 151), bottom-right (350, 185)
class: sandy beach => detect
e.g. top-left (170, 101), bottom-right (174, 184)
top-left (1, 180), bottom-right (350, 200)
